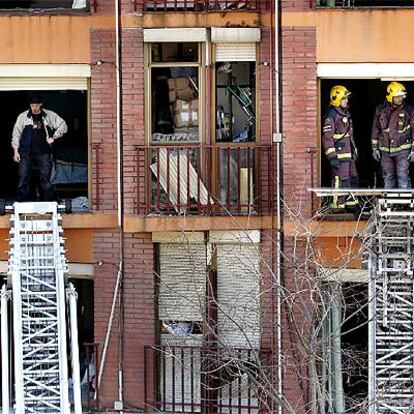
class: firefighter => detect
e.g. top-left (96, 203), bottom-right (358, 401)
top-left (372, 82), bottom-right (414, 189)
top-left (322, 85), bottom-right (359, 211)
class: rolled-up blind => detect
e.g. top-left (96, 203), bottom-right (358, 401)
top-left (158, 242), bottom-right (206, 321)
top-left (215, 43), bottom-right (256, 62)
top-left (216, 243), bottom-right (261, 348)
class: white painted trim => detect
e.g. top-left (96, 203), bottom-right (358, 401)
top-left (317, 63), bottom-right (414, 80)
top-left (152, 232), bottom-right (205, 243)
top-left (209, 230), bottom-right (260, 244)
top-left (319, 267), bottom-right (368, 283)
top-left (0, 64), bottom-right (91, 77)
top-left (143, 28), bottom-right (207, 43)
top-left (0, 262), bottom-right (93, 278)
top-left (211, 28), bottom-right (261, 43)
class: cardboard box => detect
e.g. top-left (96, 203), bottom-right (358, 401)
top-left (173, 99), bottom-right (199, 128)
top-left (168, 77), bottom-right (196, 103)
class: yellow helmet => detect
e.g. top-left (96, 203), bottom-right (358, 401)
top-left (386, 81), bottom-right (407, 103)
top-left (330, 85), bottom-right (351, 107)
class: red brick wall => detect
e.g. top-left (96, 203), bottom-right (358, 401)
top-left (123, 233), bottom-right (155, 409)
top-left (93, 231), bottom-right (155, 409)
top-left (281, 237), bottom-right (315, 414)
top-left (93, 230), bottom-right (121, 408)
top-left (282, 26), bottom-right (317, 218)
top-left (121, 28), bottom-right (145, 215)
top-left (91, 29), bottom-right (118, 212)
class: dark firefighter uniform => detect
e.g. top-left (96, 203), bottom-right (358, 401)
top-left (323, 104), bottom-right (358, 209)
top-left (372, 98), bottom-right (414, 189)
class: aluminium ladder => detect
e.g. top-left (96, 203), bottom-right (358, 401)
top-left (1, 202), bottom-right (81, 414)
top-left (368, 193), bottom-right (414, 414)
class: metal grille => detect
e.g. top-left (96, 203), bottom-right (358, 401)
top-left (368, 194), bottom-right (414, 414)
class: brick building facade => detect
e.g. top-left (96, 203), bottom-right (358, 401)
top-left (0, 0), bottom-right (409, 412)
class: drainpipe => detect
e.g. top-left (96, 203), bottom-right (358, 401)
top-left (115, 0), bottom-right (125, 410)
top-left (273, 0), bottom-right (284, 413)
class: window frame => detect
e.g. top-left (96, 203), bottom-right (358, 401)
top-left (145, 42), bottom-right (205, 146)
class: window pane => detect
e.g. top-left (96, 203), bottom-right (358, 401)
top-left (151, 67), bottom-right (199, 143)
top-left (216, 62), bottom-right (256, 143)
top-left (151, 43), bottom-right (198, 63)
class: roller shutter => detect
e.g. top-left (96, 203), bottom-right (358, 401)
top-left (0, 77), bottom-right (88, 91)
top-left (216, 243), bottom-right (261, 348)
top-left (215, 43), bottom-right (257, 62)
top-left (158, 242), bottom-right (206, 322)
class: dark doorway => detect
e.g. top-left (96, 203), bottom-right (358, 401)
top-left (0, 90), bottom-right (88, 202)
top-left (320, 79), bottom-right (414, 188)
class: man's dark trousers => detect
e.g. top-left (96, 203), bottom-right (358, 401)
top-left (380, 152), bottom-right (411, 189)
top-left (16, 153), bottom-right (54, 202)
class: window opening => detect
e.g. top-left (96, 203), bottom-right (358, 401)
top-left (216, 61), bottom-right (256, 143)
top-left (150, 42), bottom-right (200, 143)
top-left (319, 282), bottom-right (368, 413)
top-left (0, 90), bottom-right (88, 208)
top-left (320, 79), bottom-right (414, 211)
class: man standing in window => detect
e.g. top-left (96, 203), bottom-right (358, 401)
top-left (12, 94), bottom-right (67, 202)
top-left (322, 85), bottom-right (359, 212)
top-left (371, 82), bottom-right (414, 189)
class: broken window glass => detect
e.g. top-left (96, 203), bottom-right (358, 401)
top-left (216, 62), bottom-right (256, 143)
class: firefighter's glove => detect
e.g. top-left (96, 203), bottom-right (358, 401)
top-left (372, 149), bottom-right (381, 162)
top-left (330, 158), bottom-right (340, 169)
top-left (408, 151), bottom-right (414, 163)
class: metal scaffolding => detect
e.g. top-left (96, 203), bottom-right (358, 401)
top-left (367, 194), bottom-right (414, 414)
top-left (1, 202), bottom-right (81, 414)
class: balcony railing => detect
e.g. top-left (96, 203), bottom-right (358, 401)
top-left (144, 345), bottom-right (273, 413)
top-left (0, 0), bottom-right (93, 11)
top-left (317, 0), bottom-right (414, 6)
top-left (136, 0), bottom-right (268, 12)
top-left (137, 144), bottom-right (274, 216)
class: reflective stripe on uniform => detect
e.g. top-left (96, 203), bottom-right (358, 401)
top-left (382, 128), bottom-right (389, 132)
top-left (332, 176), bottom-right (340, 208)
top-left (399, 125), bottom-right (411, 133)
top-left (372, 139), bottom-right (378, 145)
top-left (325, 148), bottom-right (336, 156)
top-left (333, 132), bottom-right (350, 140)
top-left (345, 199), bottom-right (359, 206)
top-left (379, 143), bottom-right (412, 153)
top-left (337, 153), bottom-right (352, 159)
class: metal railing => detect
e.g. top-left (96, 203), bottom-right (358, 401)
top-left (0, 0), bottom-right (93, 11)
top-left (144, 345), bottom-right (273, 413)
top-left (317, 0), bottom-right (414, 6)
top-left (135, 0), bottom-right (268, 11)
top-left (137, 144), bottom-right (274, 216)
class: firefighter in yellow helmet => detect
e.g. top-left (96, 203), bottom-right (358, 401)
top-left (372, 82), bottom-right (414, 188)
top-left (322, 85), bottom-right (359, 211)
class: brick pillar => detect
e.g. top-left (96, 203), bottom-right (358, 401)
top-left (91, 29), bottom-right (117, 213)
top-left (281, 26), bottom-right (317, 218)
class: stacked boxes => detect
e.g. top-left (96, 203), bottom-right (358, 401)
top-left (168, 77), bottom-right (197, 103)
top-left (173, 99), bottom-right (199, 128)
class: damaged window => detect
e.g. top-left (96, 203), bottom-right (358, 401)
top-left (0, 0), bottom-right (88, 10)
top-left (216, 62), bottom-right (256, 143)
top-left (150, 42), bottom-right (200, 143)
